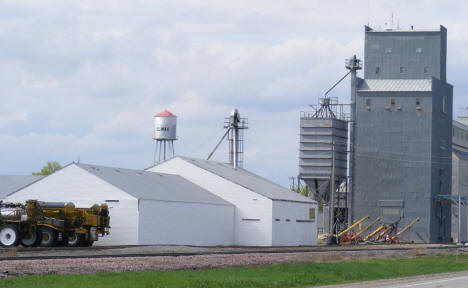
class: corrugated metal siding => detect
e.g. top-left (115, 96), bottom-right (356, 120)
top-left (364, 28), bottom-right (445, 80)
top-left (138, 200), bottom-right (234, 245)
top-left (149, 157), bottom-right (274, 246)
top-left (453, 120), bottom-right (468, 151)
top-left (6, 164), bottom-right (140, 246)
top-left (353, 79), bottom-right (453, 243)
top-left (452, 149), bottom-right (468, 243)
top-left (353, 90), bottom-right (434, 243)
top-left (151, 157), bottom-right (319, 246)
top-left (299, 118), bottom-right (348, 182)
top-left (453, 147), bottom-right (468, 159)
top-left (358, 79), bottom-right (432, 92)
top-left (272, 201), bottom-right (317, 245)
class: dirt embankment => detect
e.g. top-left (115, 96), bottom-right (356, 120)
top-left (0, 244), bottom-right (464, 277)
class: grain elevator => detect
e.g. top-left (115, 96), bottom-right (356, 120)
top-left (352, 26), bottom-right (453, 243)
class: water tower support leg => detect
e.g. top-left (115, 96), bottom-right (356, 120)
top-left (158, 141), bottom-right (162, 163)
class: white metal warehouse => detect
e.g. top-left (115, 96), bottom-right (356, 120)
top-left (148, 156), bottom-right (318, 246)
top-left (6, 163), bottom-right (234, 246)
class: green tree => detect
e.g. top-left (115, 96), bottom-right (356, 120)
top-left (32, 161), bottom-right (62, 176)
top-left (293, 186), bottom-right (311, 197)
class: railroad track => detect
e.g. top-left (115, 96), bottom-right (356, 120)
top-left (0, 244), bottom-right (464, 261)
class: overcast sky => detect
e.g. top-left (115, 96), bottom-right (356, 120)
top-left (1, 0), bottom-right (468, 186)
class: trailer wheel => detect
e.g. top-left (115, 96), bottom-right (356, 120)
top-left (20, 230), bottom-right (42, 247)
top-left (39, 227), bottom-right (58, 247)
top-left (67, 233), bottom-right (83, 247)
top-left (0, 224), bottom-right (20, 247)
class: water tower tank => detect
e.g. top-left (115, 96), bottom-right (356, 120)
top-left (153, 109), bottom-right (177, 140)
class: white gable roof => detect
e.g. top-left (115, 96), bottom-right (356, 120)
top-left (76, 163), bottom-right (233, 206)
top-left (153, 156), bottom-right (315, 204)
top-left (0, 175), bottom-right (43, 199)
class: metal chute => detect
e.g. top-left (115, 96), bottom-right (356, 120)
top-left (207, 109), bottom-right (248, 168)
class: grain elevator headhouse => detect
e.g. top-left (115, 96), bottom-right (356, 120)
top-left (352, 25), bottom-right (453, 243)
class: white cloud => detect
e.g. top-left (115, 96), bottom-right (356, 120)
top-left (0, 0), bottom-right (467, 185)
top-left (21, 75), bottom-right (59, 88)
top-left (0, 112), bottom-right (28, 126)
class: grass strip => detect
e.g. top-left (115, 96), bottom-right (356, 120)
top-left (1, 254), bottom-right (468, 288)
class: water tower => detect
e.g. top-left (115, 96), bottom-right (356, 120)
top-left (153, 109), bottom-right (177, 164)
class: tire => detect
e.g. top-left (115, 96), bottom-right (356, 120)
top-left (0, 224), bottom-right (20, 247)
top-left (67, 233), bottom-right (83, 247)
top-left (21, 230), bottom-right (42, 247)
top-left (39, 226), bottom-right (58, 247)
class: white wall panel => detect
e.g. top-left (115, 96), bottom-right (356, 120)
top-left (149, 158), bottom-right (273, 246)
top-left (138, 200), bottom-right (234, 245)
top-left (6, 164), bottom-right (139, 246)
top-left (272, 200), bottom-right (317, 246)
top-left (452, 153), bottom-right (468, 243)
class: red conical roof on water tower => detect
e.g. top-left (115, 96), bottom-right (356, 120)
top-left (155, 109), bottom-right (176, 117)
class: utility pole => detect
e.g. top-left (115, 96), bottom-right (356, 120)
top-left (289, 176), bottom-right (296, 190)
top-left (329, 141), bottom-right (336, 239)
top-left (458, 192), bottom-right (463, 246)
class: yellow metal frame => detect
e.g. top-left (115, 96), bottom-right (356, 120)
top-left (351, 217), bottom-right (381, 241)
top-left (391, 218), bottom-right (420, 241)
top-left (37, 223), bottom-right (64, 232)
top-left (377, 225), bottom-right (394, 240)
top-left (363, 225), bottom-right (386, 241)
top-left (338, 215), bottom-right (370, 238)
